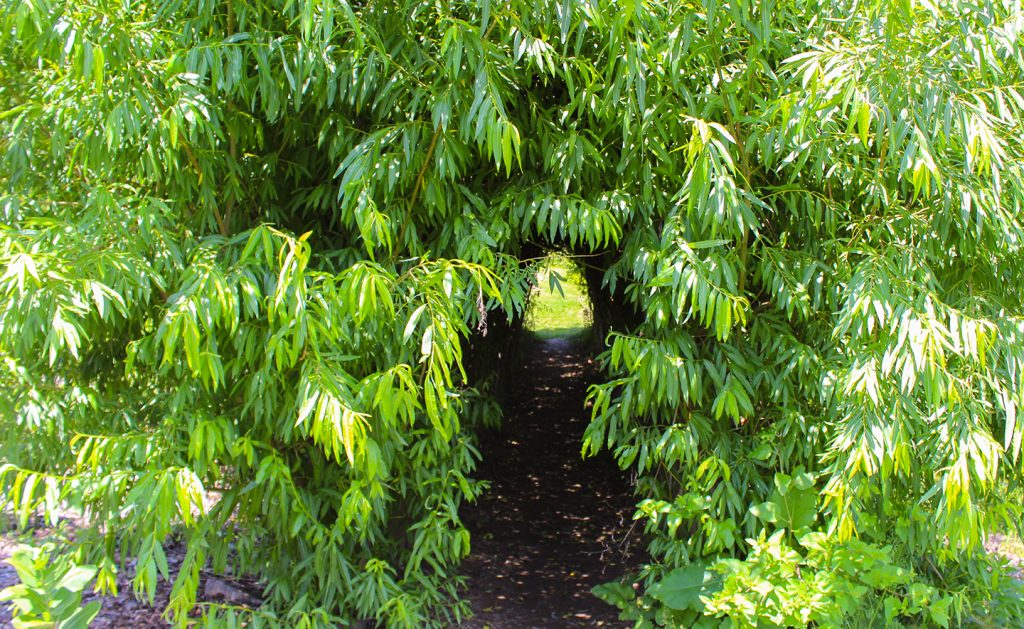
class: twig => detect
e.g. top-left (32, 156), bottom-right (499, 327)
top-left (408, 126), bottom-right (441, 213)
top-left (394, 126), bottom-right (442, 253)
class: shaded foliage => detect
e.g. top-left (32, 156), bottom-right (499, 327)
top-left (2, 0), bottom-right (1024, 626)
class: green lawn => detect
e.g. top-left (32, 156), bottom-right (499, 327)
top-left (525, 256), bottom-right (592, 339)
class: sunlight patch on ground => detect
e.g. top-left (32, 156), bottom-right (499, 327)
top-left (525, 255), bottom-right (591, 340)
top-left (988, 532), bottom-right (1024, 576)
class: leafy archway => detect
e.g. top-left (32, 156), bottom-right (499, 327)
top-left (459, 257), bottom-right (638, 626)
top-left (2, 0), bottom-right (1024, 627)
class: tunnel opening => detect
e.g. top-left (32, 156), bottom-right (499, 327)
top-left (524, 254), bottom-right (593, 341)
top-left (459, 248), bottom-right (642, 628)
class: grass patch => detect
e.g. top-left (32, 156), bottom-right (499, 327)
top-left (525, 255), bottom-right (592, 340)
top-left (994, 533), bottom-right (1024, 566)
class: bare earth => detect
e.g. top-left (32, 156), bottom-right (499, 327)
top-left (458, 337), bottom-right (639, 628)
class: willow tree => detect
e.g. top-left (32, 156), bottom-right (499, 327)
top-left (2, 0), bottom-right (1024, 626)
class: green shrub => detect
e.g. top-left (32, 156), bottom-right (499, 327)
top-left (0, 543), bottom-right (101, 629)
top-left (2, 0), bottom-right (1024, 625)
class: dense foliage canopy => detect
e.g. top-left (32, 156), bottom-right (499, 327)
top-left (3, 0), bottom-right (1024, 626)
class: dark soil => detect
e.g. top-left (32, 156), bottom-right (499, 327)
top-left (458, 336), bottom-right (640, 628)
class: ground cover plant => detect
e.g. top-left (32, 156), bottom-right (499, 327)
top-left (2, 0), bottom-right (1024, 626)
top-left (0, 542), bottom-right (101, 629)
top-left (525, 255), bottom-right (592, 339)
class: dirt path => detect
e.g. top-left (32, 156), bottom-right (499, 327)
top-left (458, 337), bottom-right (639, 629)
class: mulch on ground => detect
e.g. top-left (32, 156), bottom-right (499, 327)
top-left (458, 336), bottom-right (640, 628)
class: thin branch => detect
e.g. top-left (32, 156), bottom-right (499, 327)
top-left (407, 125), bottom-right (442, 213)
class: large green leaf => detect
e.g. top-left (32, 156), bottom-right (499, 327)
top-left (56, 565), bottom-right (97, 593)
top-left (751, 470), bottom-right (817, 532)
top-left (648, 562), bottom-right (707, 612)
top-left (59, 600), bottom-right (102, 629)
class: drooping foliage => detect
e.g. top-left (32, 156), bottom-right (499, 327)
top-left (2, 0), bottom-right (1024, 626)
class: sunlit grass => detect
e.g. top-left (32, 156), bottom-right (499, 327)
top-left (525, 255), bottom-right (591, 340)
top-left (992, 532), bottom-right (1024, 570)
